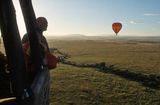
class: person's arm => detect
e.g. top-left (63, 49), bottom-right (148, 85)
top-left (41, 36), bottom-right (49, 52)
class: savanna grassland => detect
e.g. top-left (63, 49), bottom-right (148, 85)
top-left (0, 37), bottom-right (160, 105)
top-left (49, 38), bottom-right (160, 74)
top-left (48, 37), bottom-right (160, 105)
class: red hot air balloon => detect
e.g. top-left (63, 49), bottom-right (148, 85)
top-left (112, 22), bottom-right (122, 35)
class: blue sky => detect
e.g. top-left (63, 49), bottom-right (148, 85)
top-left (13, 0), bottom-right (160, 36)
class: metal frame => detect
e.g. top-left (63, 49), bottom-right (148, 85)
top-left (0, 0), bottom-right (49, 105)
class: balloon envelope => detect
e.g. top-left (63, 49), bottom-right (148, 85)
top-left (112, 22), bottom-right (122, 35)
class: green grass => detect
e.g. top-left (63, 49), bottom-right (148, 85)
top-left (48, 40), bottom-right (160, 105)
top-left (49, 40), bottom-right (160, 74)
top-left (50, 64), bottom-right (160, 105)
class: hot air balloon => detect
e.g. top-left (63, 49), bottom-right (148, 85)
top-left (112, 22), bottom-right (122, 35)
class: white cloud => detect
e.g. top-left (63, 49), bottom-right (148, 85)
top-left (144, 13), bottom-right (160, 16)
top-left (129, 21), bottom-right (144, 24)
